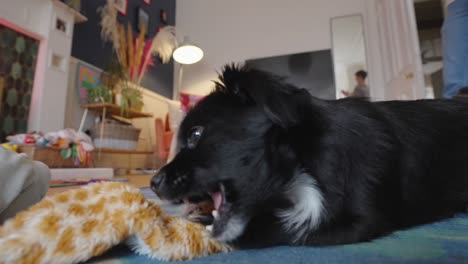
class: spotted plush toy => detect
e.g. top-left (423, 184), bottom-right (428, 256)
top-left (0, 182), bottom-right (231, 264)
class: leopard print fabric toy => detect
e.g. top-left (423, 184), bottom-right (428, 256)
top-left (0, 182), bottom-right (231, 264)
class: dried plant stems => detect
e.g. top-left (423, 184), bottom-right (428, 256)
top-left (133, 25), bottom-right (147, 83)
top-left (137, 26), bottom-right (177, 84)
top-left (127, 24), bottom-right (135, 81)
top-left (99, 0), bottom-right (120, 60)
top-left (99, 0), bottom-right (177, 86)
top-left (118, 24), bottom-right (128, 70)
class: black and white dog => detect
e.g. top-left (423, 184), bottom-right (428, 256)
top-left (151, 65), bottom-right (468, 249)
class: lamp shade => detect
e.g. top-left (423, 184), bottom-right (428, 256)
top-left (173, 41), bottom-right (204, 65)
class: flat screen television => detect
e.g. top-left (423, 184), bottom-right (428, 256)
top-left (245, 50), bottom-right (335, 99)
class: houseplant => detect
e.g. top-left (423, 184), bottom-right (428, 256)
top-left (84, 85), bottom-right (112, 104)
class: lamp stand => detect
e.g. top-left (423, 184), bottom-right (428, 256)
top-left (174, 64), bottom-right (184, 100)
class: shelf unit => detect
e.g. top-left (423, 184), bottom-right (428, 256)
top-left (79, 103), bottom-right (154, 160)
top-left (93, 148), bottom-right (154, 155)
top-left (82, 103), bottom-right (153, 119)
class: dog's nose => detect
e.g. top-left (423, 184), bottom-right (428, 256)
top-left (151, 171), bottom-right (166, 193)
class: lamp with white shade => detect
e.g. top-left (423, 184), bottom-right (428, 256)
top-left (172, 37), bottom-right (204, 99)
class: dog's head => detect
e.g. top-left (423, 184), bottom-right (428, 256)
top-left (151, 65), bottom-right (315, 242)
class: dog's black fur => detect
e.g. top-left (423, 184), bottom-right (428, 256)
top-left (152, 65), bottom-right (468, 249)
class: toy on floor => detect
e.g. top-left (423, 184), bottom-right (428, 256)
top-left (0, 182), bottom-right (231, 264)
top-left (0, 143), bottom-right (17, 152)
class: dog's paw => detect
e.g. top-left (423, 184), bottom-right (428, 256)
top-left (208, 209), bottom-right (247, 242)
top-left (204, 210), bottom-right (220, 231)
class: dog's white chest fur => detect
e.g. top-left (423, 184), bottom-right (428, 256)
top-left (277, 171), bottom-right (325, 242)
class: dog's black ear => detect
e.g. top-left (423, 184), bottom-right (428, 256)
top-left (215, 64), bottom-right (312, 128)
top-left (214, 64), bottom-right (246, 98)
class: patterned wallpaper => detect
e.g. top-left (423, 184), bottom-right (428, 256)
top-left (0, 25), bottom-right (39, 141)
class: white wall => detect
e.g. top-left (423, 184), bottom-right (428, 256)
top-left (175, 0), bottom-right (369, 96)
top-left (0, 0), bottom-right (51, 37)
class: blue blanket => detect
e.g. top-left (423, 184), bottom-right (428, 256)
top-left (90, 214), bottom-right (468, 263)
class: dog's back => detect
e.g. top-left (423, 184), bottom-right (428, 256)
top-left (326, 98), bottom-right (468, 229)
top-left (291, 97), bottom-right (468, 246)
top-left (376, 100), bottom-right (468, 224)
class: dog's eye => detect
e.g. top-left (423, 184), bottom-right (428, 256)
top-left (187, 126), bottom-right (204, 149)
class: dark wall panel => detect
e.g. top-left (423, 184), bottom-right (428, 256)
top-left (71, 0), bottom-right (175, 98)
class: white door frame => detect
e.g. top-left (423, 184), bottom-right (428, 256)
top-left (364, 0), bottom-right (425, 101)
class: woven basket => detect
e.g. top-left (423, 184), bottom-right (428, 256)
top-left (91, 121), bottom-right (141, 151)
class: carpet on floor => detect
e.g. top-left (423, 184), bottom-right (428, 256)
top-left (87, 189), bottom-right (468, 263)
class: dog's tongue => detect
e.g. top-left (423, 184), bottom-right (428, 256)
top-left (211, 192), bottom-right (223, 211)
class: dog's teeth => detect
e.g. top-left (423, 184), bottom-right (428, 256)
top-left (212, 210), bottom-right (219, 219)
top-left (206, 225), bottom-right (213, 232)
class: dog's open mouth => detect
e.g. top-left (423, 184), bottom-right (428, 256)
top-left (173, 184), bottom-right (226, 230)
